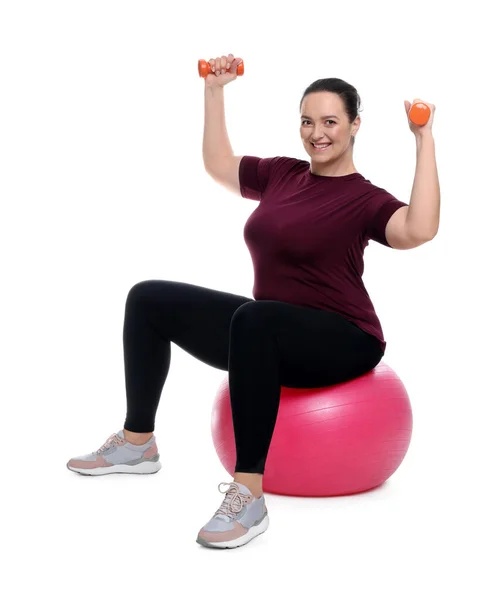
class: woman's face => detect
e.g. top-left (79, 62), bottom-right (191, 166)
top-left (300, 92), bottom-right (360, 161)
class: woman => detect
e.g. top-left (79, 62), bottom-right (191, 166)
top-left (67, 54), bottom-right (440, 550)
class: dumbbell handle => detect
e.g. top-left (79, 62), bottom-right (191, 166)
top-left (198, 59), bottom-right (244, 78)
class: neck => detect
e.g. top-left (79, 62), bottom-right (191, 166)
top-left (310, 149), bottom-right (357, 177)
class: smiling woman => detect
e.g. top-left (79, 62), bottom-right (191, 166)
top-left (298, 78), bottom-right (362, 177)
top-left (66, 54), bottom-right (438, 552)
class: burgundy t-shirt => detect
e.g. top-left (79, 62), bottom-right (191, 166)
top-left (239, 155), bottom-right (408, 353)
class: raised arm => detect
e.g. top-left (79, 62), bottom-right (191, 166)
top-left (202, 54), bottom-right (244, 195)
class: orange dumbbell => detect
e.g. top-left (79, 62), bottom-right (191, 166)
top-left (198, 58), bottom-right (245, 78)
top-left (408, 102), bottom-right (431, 126)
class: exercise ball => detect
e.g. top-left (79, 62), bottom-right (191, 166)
top-left (211, 361), bottom-right (412, 497)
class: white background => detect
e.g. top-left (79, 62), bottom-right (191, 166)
top-left (1, 0), bottom-right (501, 598)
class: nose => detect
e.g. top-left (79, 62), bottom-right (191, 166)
top-left (310, 127), bottom-right (327, 142)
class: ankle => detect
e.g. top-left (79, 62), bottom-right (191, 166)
top-left (123, 429), bottom-right (153, 445)
top-left (233, 473), bottom-right (263, 499)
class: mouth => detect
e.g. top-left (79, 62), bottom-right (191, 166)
top-left (311, 142), bottom-right (332, 152)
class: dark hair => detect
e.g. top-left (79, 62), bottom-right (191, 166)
top-left (299, 78), bottom-right (362, 146)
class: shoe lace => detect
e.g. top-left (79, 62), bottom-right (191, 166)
top-left (214, 482), bottom-right (252, 519)
top-left (93, 433), bottom-right (121, 455)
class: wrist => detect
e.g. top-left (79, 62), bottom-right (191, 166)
top-left (205, 82), bottom-right (224, 93)
top-left (415, 131), bottom-right (434, 151)
top-left (415, 130), bottom-right (434, 142)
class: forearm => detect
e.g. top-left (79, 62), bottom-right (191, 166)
top-left (406, 132), bottom-right (440, 240)
top-left (203, 84), bottom-right (234, 169)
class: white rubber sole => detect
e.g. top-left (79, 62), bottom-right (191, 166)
top-left (196, 514), bottom-right (270, 549)
top-left (67, 460), bottom-right (162, 476)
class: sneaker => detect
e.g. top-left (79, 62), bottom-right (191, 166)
top-left (67, 430), bottom-right (161, 475)
top-left (196, 481), bottom-right (269, 549)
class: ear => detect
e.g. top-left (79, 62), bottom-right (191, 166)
top-left (351, 115), bottom-right (361, 136)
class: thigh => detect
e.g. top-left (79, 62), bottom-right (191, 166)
top-left (127, 280), bottom-right (254, 370)
top-left (258, 301), bottom-right (383, 388)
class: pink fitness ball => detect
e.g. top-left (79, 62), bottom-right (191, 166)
top-left (211, 361), bottom-right (413, 497)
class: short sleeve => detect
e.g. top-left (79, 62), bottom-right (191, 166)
top-left (366, 191), bottom-right (409, 247)
top-left (239, 156), bottom-right (281, 201)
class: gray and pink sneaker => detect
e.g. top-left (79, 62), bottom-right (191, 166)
top-left (196, 481), bottom-right (269, 549)
top-left (67, 430), bottom-right (161, 475)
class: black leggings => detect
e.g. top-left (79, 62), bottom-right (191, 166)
top-left (123, 280), bottom-right (384, 474)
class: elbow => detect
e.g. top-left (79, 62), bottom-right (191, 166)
top-left (408, 223), bottom-right (439, 243)
top-left (203, 156), bottom-right (225, 177)
top-left (203, 156), bottom-right (213, 173)
top-left (423, 226), bottom-right (439, 241)
top-left (203, 160), bottom-right (218, 179)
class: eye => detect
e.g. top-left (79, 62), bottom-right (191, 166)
top-left (301, 119), bottom-right (337, 125)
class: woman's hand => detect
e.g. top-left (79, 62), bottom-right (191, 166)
top-left (404, 98), bottom-right (435, 136)
top-left (205, 54), bottom-right (243, 88)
